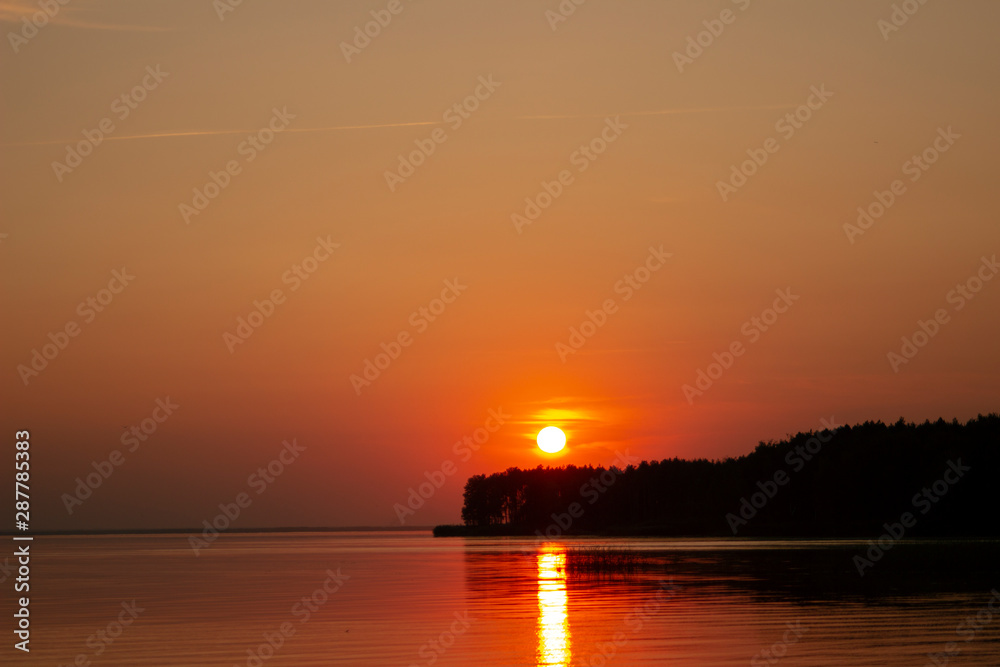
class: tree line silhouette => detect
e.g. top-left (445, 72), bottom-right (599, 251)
top-left (438, 414), bottom-right (1000, 537)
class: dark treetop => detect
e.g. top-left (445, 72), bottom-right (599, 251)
top-left (437, 414), bottom-right (1000, 538)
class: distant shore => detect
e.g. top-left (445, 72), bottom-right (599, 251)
top-left (445, 416), bottom-right (1000, 540)
top-left (0, 526), bottom-right (434, 537)
top-left (432, 524), bottom-right (1000, 539)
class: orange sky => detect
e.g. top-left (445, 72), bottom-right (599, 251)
top-left (2, 0), bottom-right (998, 530)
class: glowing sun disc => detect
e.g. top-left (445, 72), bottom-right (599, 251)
top-left (537, 426), bottom-right (567, 453)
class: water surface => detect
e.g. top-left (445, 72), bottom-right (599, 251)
top-left (19, 533), bottom-right (1000, 665)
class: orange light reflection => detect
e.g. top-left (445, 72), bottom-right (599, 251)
top-left (536, 544), bottom-right (571, 666)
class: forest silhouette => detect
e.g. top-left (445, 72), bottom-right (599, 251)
top-left (437, 414), bottom-right (1000, 537)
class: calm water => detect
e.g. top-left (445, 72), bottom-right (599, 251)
top-left (15, 533), bottom-right (1000, 665)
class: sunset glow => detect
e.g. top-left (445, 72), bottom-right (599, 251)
top-left (2, 0), bottom-right (997, 533)
top-left (4, 1), bottom-right (1000, 665)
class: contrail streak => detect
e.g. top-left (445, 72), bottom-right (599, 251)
top-left (2, 104), bottom-right (797, 147)
top-left (1, 121), bottom-right (443, 147)
top-left (514, 104), bottom-right (795, 120)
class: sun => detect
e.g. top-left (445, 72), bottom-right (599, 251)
top-left (537, 426), bottom-right (567, 454)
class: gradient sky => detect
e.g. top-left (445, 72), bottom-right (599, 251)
top-left (2, 0), bottom-right (998, 530)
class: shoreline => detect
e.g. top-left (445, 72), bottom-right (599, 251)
top-left (431, 524), bottom-right (1000, 539)
top-left (0, 526), bottom-right (434, 537)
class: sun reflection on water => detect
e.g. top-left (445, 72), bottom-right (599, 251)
top-left (536, 544), bottom-right (571, 666)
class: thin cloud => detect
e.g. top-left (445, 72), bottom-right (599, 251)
top-left (1, 121), bottom-right (443, 147)
top-left (1, 104), bottom-right (797, 148)
top-left (514, 104), bottom-right (796, 121)
top-left (0, 0), bottom-right (170, 32)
